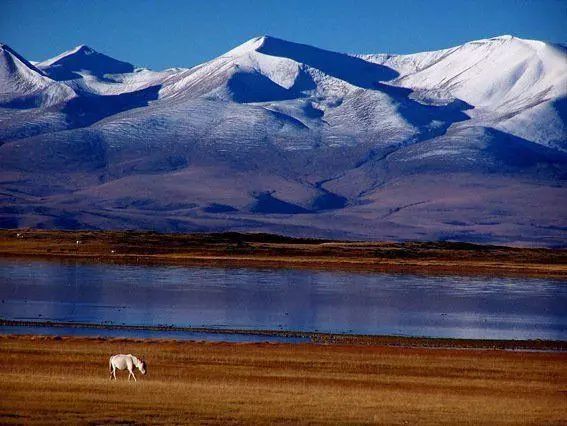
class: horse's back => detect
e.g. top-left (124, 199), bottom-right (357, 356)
top-left (110, 354), bottom-right (130, 360)
top-left (110, 354), bottom-right (132, 369)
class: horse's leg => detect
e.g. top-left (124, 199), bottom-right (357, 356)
top-left (127, 365), bottom-right (136, 382)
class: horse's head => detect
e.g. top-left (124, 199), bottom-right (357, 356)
top-left (139, 360), bottom-right (147, 375)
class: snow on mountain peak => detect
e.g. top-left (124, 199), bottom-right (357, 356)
top-left (388, 34), bottom-right (566, 105)
top-left (37, 44), bottom-right (134, 80)
top-left (224, 35), bottom-right (273, 57)
top-left (0, 43), bottom-right (45, 75)
top-left (0, 42), bottom-right (75, 107)
top-left (75, 44), bottom-right (95, 54)
top-left (489, 34), bottom-right (514, 41)
top-left (38, 45), bottom-right (97, 67)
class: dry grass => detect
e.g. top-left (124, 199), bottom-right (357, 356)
top-left (1, 229), bottom-right (566, 278)
top-left (1, 335), bottom-right (566, 425)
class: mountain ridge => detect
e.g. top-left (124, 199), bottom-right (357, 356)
top-left (0, 35), bottom-right (565, 246)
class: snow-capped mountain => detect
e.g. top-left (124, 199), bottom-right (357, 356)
top-left (365, 35), bottom-right (567, 150)
top-left (37, 44), bottom-right (134, 80)
top-left (0, 43), bottom-right (74, 108)
top-left (0, 36), bottom-right (565, 246)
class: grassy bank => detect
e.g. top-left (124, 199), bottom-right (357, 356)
top-left (1, 229), bottom-right (566, 277)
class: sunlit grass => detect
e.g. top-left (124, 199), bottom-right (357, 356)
top-left (1, 335), bottom-right (566, 424)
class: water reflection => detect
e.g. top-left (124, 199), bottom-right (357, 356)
top-left (0, 258), bottom-right (566, 340)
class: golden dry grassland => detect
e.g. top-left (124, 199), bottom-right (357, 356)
top-left (1, 335), bottom-right (566, 424)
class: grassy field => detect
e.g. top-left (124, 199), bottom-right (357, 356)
top-left (1, 229), bottom-right (566, 277)
top-left (1, 335), bottom-right (566, 424)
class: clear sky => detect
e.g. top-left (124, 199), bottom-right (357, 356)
top-left (2, 0), bottom-right (566, 70)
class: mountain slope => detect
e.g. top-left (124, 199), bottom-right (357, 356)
top-left (0, 43), bottom-right (74, 108)
top-left (0, 36), bottom-right (565, 246)
top-left (365, 35), bottom-right (567, 150)
top-left (37, 45), bottom-right (134, 80)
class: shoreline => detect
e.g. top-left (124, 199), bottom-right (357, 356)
top-left (2, 319), bottom-right (566, 351)
top-left (1, 229), bottom-right (566, 278)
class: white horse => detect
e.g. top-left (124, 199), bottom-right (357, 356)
top-left (109, 354), bottom-right (147, 381)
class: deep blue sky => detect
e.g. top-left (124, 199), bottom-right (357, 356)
top-left (2, 0), bottom-right (566, 70)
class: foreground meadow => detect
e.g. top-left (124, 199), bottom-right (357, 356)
top-left (0, 335), bottom-right (565, 424)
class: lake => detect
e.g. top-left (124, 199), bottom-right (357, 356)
top-left (0, 258), bottom-right (566, 341)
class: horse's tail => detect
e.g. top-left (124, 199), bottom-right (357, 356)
top-left (108, 357), bottom-right (113, 373)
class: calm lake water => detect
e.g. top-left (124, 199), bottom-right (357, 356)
top-left (0, 258), bottom-right (566, 341)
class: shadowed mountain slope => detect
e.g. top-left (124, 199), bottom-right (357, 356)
top-left (0, 36), bottom-right (565, 246)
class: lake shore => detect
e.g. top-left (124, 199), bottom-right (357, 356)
top-left (3, 319), bottom-right (567, 351)
top-left (0, 334), bottom-right (565, 424)
top-left (1, 229), bottom-right (566, 278)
